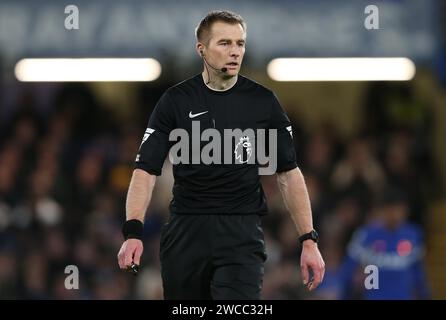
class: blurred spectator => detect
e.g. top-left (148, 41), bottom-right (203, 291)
top-left (0, 248), bottom-right (19, 299)
top-left (331, 137), bottom-right (387, 209)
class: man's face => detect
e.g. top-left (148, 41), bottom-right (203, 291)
top-left (201, 21), bottom-right (246, 77)
top-left (382, 203), bottom-right (408, 229)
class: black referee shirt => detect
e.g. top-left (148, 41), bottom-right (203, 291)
top-left (135, 74), bottom-right (297, 215)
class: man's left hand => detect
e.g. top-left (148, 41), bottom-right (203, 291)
top-left (300, 241), bottom-right (325, 291)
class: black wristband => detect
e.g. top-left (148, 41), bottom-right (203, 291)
top-left (122, 219), bottom-right (144, 240)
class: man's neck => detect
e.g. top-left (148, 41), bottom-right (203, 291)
top-left (202, 71), bottom-right (238, 91)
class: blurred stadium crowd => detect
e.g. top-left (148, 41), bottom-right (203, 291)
top-left (0, 78), bottom-right (439, 299)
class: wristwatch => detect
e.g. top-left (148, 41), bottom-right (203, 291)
top-left (299, 230), bottom-right (319, 244)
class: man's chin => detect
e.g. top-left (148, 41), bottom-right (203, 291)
top-left (223, 69), bottom-right (239, 78)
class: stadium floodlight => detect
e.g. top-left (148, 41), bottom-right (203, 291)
top-left (267, 57), bottom-right (416, 81)
top-left (14, 58), bottom-right (161, 82)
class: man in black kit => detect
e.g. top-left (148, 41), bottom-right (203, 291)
top-left (117, 10), bottom-right (325, 299)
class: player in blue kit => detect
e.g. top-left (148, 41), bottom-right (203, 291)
top-left (340, 189), bottom-right (430, 299)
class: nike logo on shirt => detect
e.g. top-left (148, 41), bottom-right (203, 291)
top-left (189, 111), bottom-right (208, 118)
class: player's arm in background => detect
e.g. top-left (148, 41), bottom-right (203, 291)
top-left (269, 92), bottom-right (325, 291)
top-left (118, 90), bottom-right (176, 271)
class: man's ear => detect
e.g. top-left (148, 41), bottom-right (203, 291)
top-left (196, 43), bottom-right (204, 57)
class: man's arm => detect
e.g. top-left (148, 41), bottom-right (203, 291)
top-left (118, 90), bottom-right (174, 273)
top-left (117, 169), bottom-right (156, 271)
top-left (126, 169), bottom-right (157, 222)
top-left (277, 167), bottom-right (325, 291)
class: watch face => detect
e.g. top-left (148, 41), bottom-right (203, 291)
top-left (299, 230), bottom-right (319, 244)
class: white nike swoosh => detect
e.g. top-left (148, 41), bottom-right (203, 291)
top-left (189, 111), bottom-right (208, 118)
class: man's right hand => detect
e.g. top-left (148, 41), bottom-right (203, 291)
top-left (117, 239), bottom-right (144, 271)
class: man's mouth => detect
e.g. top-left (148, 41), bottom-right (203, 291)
top-left (226, 62), bottom-right (239, 67)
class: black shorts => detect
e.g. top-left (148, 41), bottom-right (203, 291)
top-left (159, 214), bottom-right (267, 300)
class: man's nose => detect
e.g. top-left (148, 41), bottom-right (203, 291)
top-left (230, 51), bottom-right (240, 59)
top-left (229, 45), bottom-right (241, 57)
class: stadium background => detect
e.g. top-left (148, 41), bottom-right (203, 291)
top-left (0, 0), bottom-right (445, 299)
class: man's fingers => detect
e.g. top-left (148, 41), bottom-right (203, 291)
top-left (119, 241), bottom-right (133, 268)
top-left (133, 244), bottom-right (143, 266)
top-left (310, 265), bottom-right (322, 290)
top-left (117, 240), bottom-right (144, 273)
top-left (124, 248), bottom-right (134, 267)
top-left (301, 263), bottom-right (309, 285)
top-left (321, 264), bottom-right (325, 282)
top-left (301, 245), bottom-right (326, 291)
top-left (309, 262), bottom-right (325, 291)
top-left (117, 248), bottom-right (125, 269)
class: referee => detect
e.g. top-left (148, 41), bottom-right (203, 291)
top-left (117, 10), bottom-right (325, 299)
